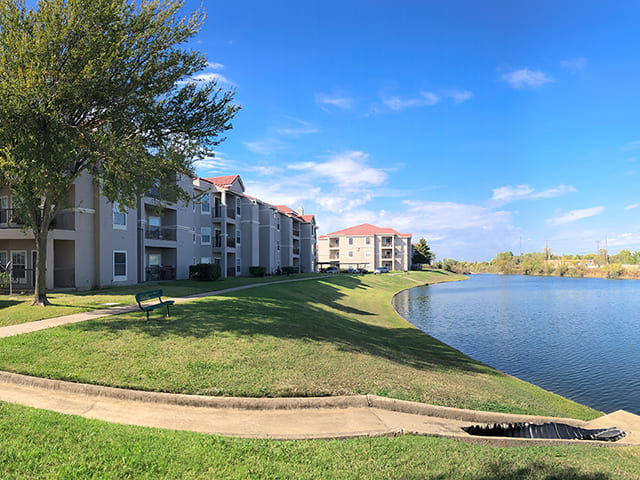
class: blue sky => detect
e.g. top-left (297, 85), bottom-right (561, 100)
top-left (181, 1), bottom-right (640, 261)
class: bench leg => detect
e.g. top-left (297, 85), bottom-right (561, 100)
top-left (146, 311), bottom-right (150, 324)
top-left (165, 304), bottom-right (170, 318)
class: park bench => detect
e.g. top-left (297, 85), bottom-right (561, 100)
top-left (134, 289), bottom-right (175, 323)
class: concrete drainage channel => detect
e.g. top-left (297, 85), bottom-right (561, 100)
top-left (0, 371), bottom-right (639, 446)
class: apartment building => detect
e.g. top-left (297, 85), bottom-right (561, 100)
top-left (317, 223), bottom-right (412, 271)
top-left (0, 174), bottom-right (317, 291)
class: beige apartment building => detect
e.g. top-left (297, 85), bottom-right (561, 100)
top-left (317, 223), bottom-right (412, 271)
top-left (0, 173), bottom-right (317, 291)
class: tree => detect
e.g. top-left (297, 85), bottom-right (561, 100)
top-left (0, 0), bottom-right (239, 305)
top-left (412, 238), bottom-right (435, 265)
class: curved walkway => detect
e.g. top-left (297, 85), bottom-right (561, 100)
top-left (1, 277), bottom-right (639, 446)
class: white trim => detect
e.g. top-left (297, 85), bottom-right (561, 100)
top-left (113, 250), bottom-right (127, 281)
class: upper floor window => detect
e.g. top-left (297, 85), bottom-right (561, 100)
top-left (348, 238), bottom-right (353, 245)
top-left (113, 202), bottom-right (126, 230)
top-left (201, 194), bottom-right (210, 214)
top-left (201, 227), bottom-right (211, 245)
top-left (236, 197), bottom-right (241, 216)
top-left (236, 229), bottom-right (241, 244)
top-left (366, 237), bottom-right (371, 245)
top-left (0, 196), bottom-right (8, 225)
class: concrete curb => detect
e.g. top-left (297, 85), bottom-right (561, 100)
top-left (0, 371), bottom-right (584, 426)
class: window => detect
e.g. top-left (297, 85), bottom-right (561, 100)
top-left (148, 216), bottom-right (161, 227)
top-left (113, 251), bottom-right (127, 281)
top-left (236, 229), bottom-right (241, 244)
top-left (236, 197), bottom-right (241, 216)
top-left (348, 251), bottom-right (353, 257)
top-left (213, 257), bottom-right (221, 265)
top-left (214, 229), bottom-right (221, 247)
top-left (365, 250), bottom-right (371, 258)
top-left (0, 196), bottom-right (8, 225)
top-left (366, 237), bottom-right (371, 245)
top-left (277, 240), bottom-right (280, 251)
top-left (236, 257), bottom-right (241, 273)
top-left (0, 251), bottom-right (7, 268)
top-left (348, 238), bottom-right (353, 245)
top-left (113, 202), bottom-right (126, 229)
top-left (201, 194), bottom-right (210, 214)
top-left (277, 219), bottom-right (280, 230)
top-left (200, 257), bottom-right (211, 264)
top-left (148, 254), bottom-right (161, 266)
top-left (201, 227), bottom-right (211, 245)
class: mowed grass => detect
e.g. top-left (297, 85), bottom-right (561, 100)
top-left (0, 271), bottom-right (598, 419)
top-left (0, 273), bottom-right (317, 327)
top-left (2, 402), bottom-right (639, 480)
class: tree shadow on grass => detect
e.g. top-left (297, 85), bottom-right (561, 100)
top-left (84, 276), bottom-right (494, 375)
top-left (0, 299), bottom-right (22, 309)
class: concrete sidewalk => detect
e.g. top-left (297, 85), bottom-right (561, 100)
top-left (1, 371), bottom-right (639, 446)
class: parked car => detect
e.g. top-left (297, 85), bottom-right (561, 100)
top-left (343, 267), bottom-right (357, 274)
top-left (373, 266), bottom-right (389, 275)
top-left (324, 266), bottom-right (339, 273)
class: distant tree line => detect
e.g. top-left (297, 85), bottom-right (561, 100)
top-left (459, 249), bottom-right (640, 280)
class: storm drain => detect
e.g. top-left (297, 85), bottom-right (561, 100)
top-left (463, 422), bottom-right (626, 442)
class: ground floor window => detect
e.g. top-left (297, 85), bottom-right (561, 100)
top-left (0, 251), bottom-right (7, 268)
top-left (113, 251), bottom-right (127, 281)
top-left (201, 257), bottom-right (211, 264)
top-left (236, 257), bottom-right (241, 273)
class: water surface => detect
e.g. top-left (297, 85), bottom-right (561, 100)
top-left (393, 274), bottom-right (640, 414)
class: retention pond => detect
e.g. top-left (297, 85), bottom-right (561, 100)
top-left (393, 274), bottom-right (640, 415)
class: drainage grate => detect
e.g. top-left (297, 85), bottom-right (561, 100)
top-left (463, 422), bottom-right (626, 442)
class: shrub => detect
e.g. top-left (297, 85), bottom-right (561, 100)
top-left (0, 271), bottom-right (10, 288)
top-left (281, 266), bottom-right (297, 275)
top-left (603, 263), bottom-right (624, 279)
top-left (189, 263), bottom-right (221, 281)
top-left (249, 266), bottom-right (266, 277)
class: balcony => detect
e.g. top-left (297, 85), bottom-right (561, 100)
top-left (227, 208), bottom-right (236, 220)
top-left (329, 239), bottom-right (339, 249)
top-left (226, 237), bottom-right (236, 248)
top-left (293, 247), bottom-right (300, 255)
top-left (227, 267), bottom-right (236, 277)
top-left (293, 227), bottom-right (300, 237)
top-left (0, 209), bottom-right (75, 230)
top-left (144, 226), bottom-right (177, 241)
top-left (213, 237), bottom-right (222, 248)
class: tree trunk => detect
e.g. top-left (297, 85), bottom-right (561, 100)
top-left (32, 226), bottom-right (51, 306)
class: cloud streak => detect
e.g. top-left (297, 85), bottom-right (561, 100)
top-left (548, 206), bottom-right (605, 226)
top-left (491, 184), bottom-right (576, 205)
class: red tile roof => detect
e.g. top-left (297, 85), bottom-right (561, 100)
top-left (204, 175), bottom-right (243, 189)
top-left (300, 214), bottom-right (315, 223)
top-left (274, 205), bottom-right (297, 215)
top-left (320, 223), bottom-right (411, 238)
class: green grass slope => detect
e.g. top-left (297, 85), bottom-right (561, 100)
top-left (0, 271), bottom-right (598, 420)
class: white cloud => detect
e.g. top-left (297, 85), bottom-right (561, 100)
top-left (502, 68), bottom-right (553, 89)
top-left (275, 119), bottom-right (319, 136)
top-left (625, 204), bottom-right (639, 210)
top-left (288, 151), bottom-right (387, 188)
top-left (315, 93), bottom-right (354, 110)
top-left (445, 90), bottom-right (474, 103)
top-left (560, 57), bottom-right (587, 71)
top-left (243, 139), bottom-right (286, 155)
top-left (193, 153), bottom-right (235, 176)
top-left (207, 62), bottom-right (224, 70)
top-left (547, 206), bottom-right (605, 226)
top-left (491, 184), bottom-right (576, 205)
top-left (383, 91), bottom-right (440, 110)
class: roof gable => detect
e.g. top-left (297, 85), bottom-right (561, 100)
top-left (204, 175), bottom-right (245, 193)
top-left (323, 223), bottom-right (411, 237)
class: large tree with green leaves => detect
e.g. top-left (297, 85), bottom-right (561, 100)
top-left (0, 0), bottom-right (239, 305)
top-left (411, 238), bottom-right (435, 265)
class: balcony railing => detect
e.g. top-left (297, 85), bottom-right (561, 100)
top-left (329, 241), bottom-right (339, 248)
top-left (227, 267), bottom-right (236, 277)
top-left (292, 227), bottom-right (300, 237)
top-left (227, 208), bottom-right (236, 220)
top-left (0, 209), bottom-right (74, 230)
top-left (213, 205), bottom-right (222, 218)
top-left (226, 237), bottom-right (236, 248)
top-left (293, 247), bottom-right (300, 255)
top-left (213, 237), bottom-right (222, 248)
top-left (144, 226), bottom-right (177, 241)
top-left (0, 266), bottom-right (34, 294)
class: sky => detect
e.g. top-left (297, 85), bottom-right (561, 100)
top-left (179, 1), bottom-right (640, 261)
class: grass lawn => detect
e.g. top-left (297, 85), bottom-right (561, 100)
top-left (0, 271), bottom-right (598, 419)
top-left (2, 402), bottom-right (639, 479)
top-left (0, 273), bottom-right (318, 327)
